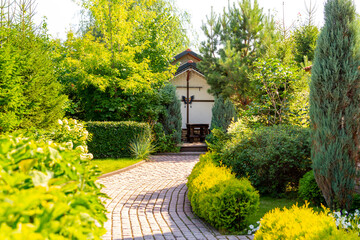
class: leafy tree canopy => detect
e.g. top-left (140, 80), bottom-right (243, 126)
top-left (57, 0), bottom-right (189, 122)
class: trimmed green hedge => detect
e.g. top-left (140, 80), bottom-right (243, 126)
top-left (87, 121), bottom-right (152, 158)
top-left (187, 153), bottom-right (259, 231)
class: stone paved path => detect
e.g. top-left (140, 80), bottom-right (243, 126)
top-left (99, 155), bottom-right (253, 240)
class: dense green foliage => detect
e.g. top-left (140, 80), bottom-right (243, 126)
top-left (198, 0), bottom-right (276, 105)
top-left (187, 153), bottom-right (259, 231)
top-left (293, 24), bottom-right (319, 64)
top-left (220, 124), bottom-right (311, 196)
top-left (310, 0), bottom-right (360, 210)
top-left (33, 118), bottom-right (90, 151)
top-left (56, 0), bottom-right (188, 123)
top-left (0, 134), bottom-right (106, 239)
top-left (199, 0), bottom-right (311, 127)
top-left (299, 170), bottom-right (326, 206)
top-left (86, 121), bottom-right (152, 158)
top-left (246, 58), bottom-right (307, 126)
top-left (210, 96), bottom-right (236, 131)
top-left (157, 84), bottom-right (182, 147)
top-left (152, 123), bottom-right (180, 153)
top-left (0, 1), bottom-right (67, 133)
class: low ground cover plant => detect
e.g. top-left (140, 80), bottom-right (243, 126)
top-left (187, 153), bottom-right (259, 232)
top-left (0, 134), bottom-right (107, 239)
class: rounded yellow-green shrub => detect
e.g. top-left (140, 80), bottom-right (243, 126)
top-left (187, 153), bottom-right (259, 231)
top-left (254, 203), bottom-right (359, 240)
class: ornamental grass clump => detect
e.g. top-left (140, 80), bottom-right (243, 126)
top-left (254, 203), bottom-right (359, 240)
top-left (187, 153), bottom-right (259, 231)
top-left (129, 133), bottom-right (155, 160)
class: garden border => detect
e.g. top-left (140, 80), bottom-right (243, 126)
top-left (98, 160), bottom-right (146, 179)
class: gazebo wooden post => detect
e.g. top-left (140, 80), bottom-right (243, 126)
top-left (186, 70), bottom-right (190, 124)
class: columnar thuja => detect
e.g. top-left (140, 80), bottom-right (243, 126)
top-left (310, 0), bottom-right (360, 210)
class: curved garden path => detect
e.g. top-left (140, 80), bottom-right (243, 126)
top-left (99, 154), bottom-right (253, 240)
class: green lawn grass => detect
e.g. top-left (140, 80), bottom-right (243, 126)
top-left (91, 158), bottom-right (142, 174)
top-left (247, 196), bottom-right (322, 225)
top-left (247, 197), bottom-right (299, 225)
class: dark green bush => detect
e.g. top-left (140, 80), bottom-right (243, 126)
top-left (205, 128), bottom-right (230, 154)
top-left (187, 153), bottom-right (259, 231)
top-left (152, 122), bottom-right (180, 153)
top-left (222, 125), bottom-right (311, 196)
top-left (158, 84), bottom-right (182, 145)
top-left (87, 121), bottom-right (152, 158)
top-left (0, 134), bottom-right (106, 239)
top-left (299, 170), bottom-right (325, 206)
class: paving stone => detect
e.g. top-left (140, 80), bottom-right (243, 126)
top-left (99, 155), bottom-right (253, 240)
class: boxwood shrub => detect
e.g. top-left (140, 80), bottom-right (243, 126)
top-left (86, 121), bottom-right (152, 158)
top-left (221, 124), bottom-right (311, 196)
top-left (299, 170), bottom-right (326, 206)
top-left (187, 153), bottom-right (259, 231)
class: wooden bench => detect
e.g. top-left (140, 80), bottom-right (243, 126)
top-left (186, 124), bottom-right (209, 143)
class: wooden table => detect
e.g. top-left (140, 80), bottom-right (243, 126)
top-left (186, 124), bottom-right (209, 143)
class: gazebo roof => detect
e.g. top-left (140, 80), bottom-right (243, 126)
top-left (175, 60), bottom-right (203, 76)
top-left (173, 49), bottom-right (202, 62)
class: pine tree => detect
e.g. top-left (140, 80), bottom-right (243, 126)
top-left (0, 0), bottom-right (67, 132)
top-left (198, 0), bottom-right (274, 106)
top-left (310, 0), bottom-right (360, 210)
top-left (210, 96), bottom-right (236, 131)
top-left (159, 84), bottom-right (182, 144)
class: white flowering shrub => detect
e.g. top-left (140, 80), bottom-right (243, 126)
top-left (246, 208), bottom-right (360, 236)
top-left (330, 209), bottom-right (360, 232)
top-left (245, 221), bottom-right (260, 235)
top-left (32, 118), bottom-right (93, 159)
top-left (54, 118), bottom-right (90, 149)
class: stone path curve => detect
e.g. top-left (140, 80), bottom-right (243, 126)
top-left (99, 155), bottom-right (253, 240)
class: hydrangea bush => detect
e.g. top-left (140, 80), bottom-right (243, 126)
top-left (50, 118), bottom-right (90, 149)
top-left (0, 134), bottom-right (106, 239)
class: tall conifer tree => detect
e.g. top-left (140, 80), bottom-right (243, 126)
top-left (310, 0), bottom-right (360, 210)
top-left (0, 0), bottom-right (67, 132)
top-left (159, 84), bottom-right (182, 144)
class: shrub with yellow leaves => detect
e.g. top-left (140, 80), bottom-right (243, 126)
top-left (187, 153), bottom-right (259, 231)
top-left (254, 203), bottom-right (359, 239)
